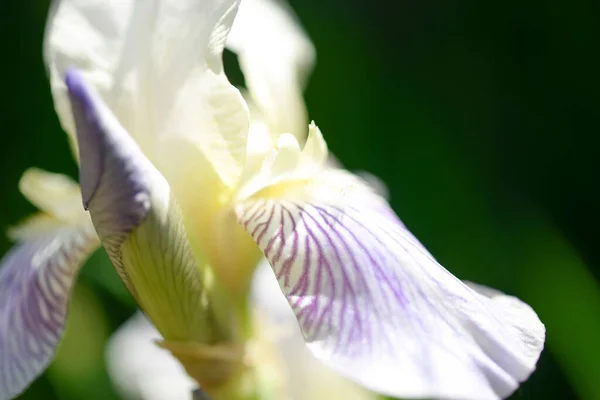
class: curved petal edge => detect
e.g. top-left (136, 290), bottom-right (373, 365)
top-left (236, 169), bottom-right (545, 400)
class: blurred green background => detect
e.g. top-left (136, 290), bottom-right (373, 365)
top-left (2, 0), bottom-right (600, 399)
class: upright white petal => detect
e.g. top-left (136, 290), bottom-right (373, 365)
top-left (236, 168), bottom-right (545, 400)
top-left (228, 0), bottom-right (315, 141)
top-left (45, 0), bottom-right (249, 188)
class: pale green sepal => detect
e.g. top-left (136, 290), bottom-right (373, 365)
top-left (121, 188), bottom-right (232, 343)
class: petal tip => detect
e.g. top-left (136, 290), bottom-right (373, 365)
top-left (64, 67), bottom-right (90, 109)
top-left (64, 66), bottom-right (82, 92)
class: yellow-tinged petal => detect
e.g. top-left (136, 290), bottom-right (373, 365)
top-left (46, 0), bottom-right (266, 300)
top-left (18, 168), bottom-right (86, 223)
top-left (236, 122), bottom-right (328, 200)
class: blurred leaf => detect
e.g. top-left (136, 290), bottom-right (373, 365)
top-left (47, 283), bottom-right (119, 400)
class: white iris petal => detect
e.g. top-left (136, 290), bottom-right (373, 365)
top-left (0, 0), bottom-right (545, 399)
top-left (106, 313), bottom-right (196, 400)
top-left (228, 0), bottom-right (315, 142)
top-left (236, 167), bottom-right (545, 400)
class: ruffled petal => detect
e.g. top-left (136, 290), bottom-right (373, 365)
top-left (236, 169), bottom-right (545, 400)
top-left (228, 0), bottom-right (314, 142)
top-left (65, 69), bottom-right (225, 346)
top-left (46, 0), bottom-right (249, 188)
top-left (0, 217), bottom-right (98, 398)
top-left (106, 312), bottom-right (196, 400)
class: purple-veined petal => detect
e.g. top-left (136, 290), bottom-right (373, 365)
top-left (228, 0), bottom-right (314, 141)
top-left (236, 169), bottom-right (545, 400)
top-left (106, 312), bottom-right (196, 400)
top-left (251, 260), bottom-right (377, 400)
top-left (65, 69), bottom-right (234, 364)
top-left (0, 219), bottom-right (99, 399)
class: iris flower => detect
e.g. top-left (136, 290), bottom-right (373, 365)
top-left (0, 0), bottom-right (545, 399)
top-left (105, 259), bottom-right (376, 400)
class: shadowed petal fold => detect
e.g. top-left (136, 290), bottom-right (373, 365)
top-left (236, 169), bottom-right (545, 400)
top-left (0, 218), bottom-right (98, 399)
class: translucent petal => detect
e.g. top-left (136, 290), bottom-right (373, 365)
top-left (228, 0), bottom-right (315, 141)
top-left (0, 218), bottom-right (98, 398)
top-left (106, 312), bottom-right (196, 400)
top-left (66, 69), bottom-right (222, 345)
top-left (45, 0), bottom-right (249, 188)
top-left (236, 169), bottom-right (545, 400)
top-left (236, 123), bottom-right (328, 200)
top-left (18, 168), bottom-right (85, 223)
top-left (251, 260), bottom-right (377, 400)
top-left (8, 167), bottom-right (88, 241)
top-left (241, 92), bottom-right (275, 177)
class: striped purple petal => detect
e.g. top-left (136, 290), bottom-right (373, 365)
top-left (236, 169), bottom-right (545, 400)
top-left (0, 222), bottom-right (98, 398)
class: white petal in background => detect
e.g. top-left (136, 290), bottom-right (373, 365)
top-left (16, 168), bottom-right (88, 224)
top-left (228, 0), bottom-right (315, 142)
top-left (0, 170), bottom-right (99, 399)
top-left (237, 169), bottom-right (545, 400)
top-left (106, 313), bottom-right (196, 400)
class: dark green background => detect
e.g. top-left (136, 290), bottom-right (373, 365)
top-left (3, 1), bottom-right (599, 399)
